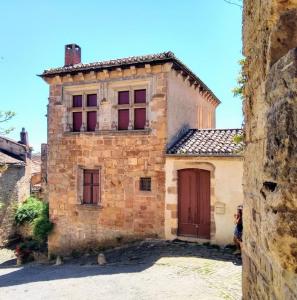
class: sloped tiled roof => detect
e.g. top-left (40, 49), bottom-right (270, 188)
top-left (40, 51), bottom-right (220, 105)
top-left (0, 151), bottom-right (24, 165)
top-left (167, 129), bottom-right (244, 156)
top-left (31, 153), bottom-right (41, 174)
top-left (0, 135), bottom-right (27, 149)
top-left (42, 52), bottom-right (175, 75)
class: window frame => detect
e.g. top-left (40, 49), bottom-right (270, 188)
top-left (139, 177), bottom-right (152, 192)
top-left (67, 92), bottom-right (99, 132)
top-left (82, 169), bottom-right (101, 205)
top-left (116, 87), bottom-right (148, 130)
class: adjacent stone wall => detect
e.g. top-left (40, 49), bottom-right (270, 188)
top-left (165, 156), bottom-right (243, 245)
top-left (243, 1), bottom-right (297, 299)
top-left (0, 163), bottom-right (31, 246)
top-left (40, 143), bottom-right (48, 200)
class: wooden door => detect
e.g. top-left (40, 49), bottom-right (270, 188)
top-left (178, 169), bottom-right (210, 239)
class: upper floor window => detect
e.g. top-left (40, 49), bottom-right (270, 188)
top-left (87, 94), bottom-right (97, 107)
top-left (117, 89), bottom-right (147, 130)
top-left (73, 95), bottom-right (82, 107)
top-left (71, 94), bottom-right (98, 132)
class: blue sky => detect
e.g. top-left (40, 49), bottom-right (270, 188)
top-left (0, 0), bottom-right (242, 151)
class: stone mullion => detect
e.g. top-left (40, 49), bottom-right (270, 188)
top-left (81, 93), bottom-right (87, 132)
top-left (129, 87), bottom-right (133, 130)
top-left (67, 93), bottom-right (73, 132)
top-left (96, 88), bottom-right (100, 131)
top-left (145, 87), bottom-right (149, 128)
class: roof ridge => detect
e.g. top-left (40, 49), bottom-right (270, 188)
top-left (85, 51), bottom-right (175, 66)
top-left (44, 51), bottom-right (175, 73)
top-left (0, 135), bottom-right (27, 148)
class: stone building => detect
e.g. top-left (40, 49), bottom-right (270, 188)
top-left (40, 44), bottom-right (244, 255)
top-left (165, 128), bottom-right (243, 245)
top-left (242, 1), bottom-right (297, 299)
top-left (0, 129), bottom-right (32, 246)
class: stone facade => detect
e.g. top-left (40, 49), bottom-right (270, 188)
top-left (243, 1), bottom-right (297, 299)
top-left (0, 164), bottom-right (31, 245)
top-left (0, 131), bottom-right (32, 246)
top-left (41, 49), bottom-right (219, 255)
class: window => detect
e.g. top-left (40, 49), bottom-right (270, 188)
top-left (134, 108), bottom-right (146, 130)
top-left (134, 89), bottom-right (146, 103)
top-left (118, 91), bottom-right (129, 104)
top-left (70, 94), bottom-right (98, 132)
top-left (73, 95), bottom-right (82, 107)
top-left (83, 169), bottom-right (100, 204)
top-left (117, 89), bottom-right (147, 130)
top-left (140, 177), bottom-right (151, 191)
top-left (73, 112), bottom-right (82, 132)
top-left (87, 111), bottom-right (97, 131)
top-left (87, 94), bottom-right (97, 107)
top-left (118, 109), bottom-right (129, 130)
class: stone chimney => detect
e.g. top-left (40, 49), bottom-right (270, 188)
top-left (65, 44), bottom-right (81, 66)
top-left (20, 127), bottom-right (29, 146)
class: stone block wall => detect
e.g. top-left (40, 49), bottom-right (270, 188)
top-left (243, 1), bottom-right (297, 299)
top-left (45, 66), bottom-right (168, 255)
top-left (0, 163), bottom-right (31, 246)
top-left (40, 143), bottom-right (48, 200)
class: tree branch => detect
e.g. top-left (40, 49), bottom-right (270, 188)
top-left (223, 0), bottom-right (242, 8)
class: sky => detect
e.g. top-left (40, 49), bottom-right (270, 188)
top-left (0, 0), bottom-right (243, 151)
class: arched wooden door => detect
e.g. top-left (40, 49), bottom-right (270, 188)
top-left (178, 169), bottom-right (211, 239)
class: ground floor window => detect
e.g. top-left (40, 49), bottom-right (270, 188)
top-left (83, 169), bottom-right (100, 204)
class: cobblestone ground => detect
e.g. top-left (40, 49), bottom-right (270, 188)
top-left (0, 241), bottom-right (242, 300)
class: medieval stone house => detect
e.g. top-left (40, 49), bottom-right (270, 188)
top-left (40, 44), bottom-right (243, 254)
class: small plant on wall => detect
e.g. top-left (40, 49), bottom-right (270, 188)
top-left (14, 197), bottom-right (53, 263)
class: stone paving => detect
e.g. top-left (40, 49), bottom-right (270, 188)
top-left (0, 240), bottom-right (242, 300)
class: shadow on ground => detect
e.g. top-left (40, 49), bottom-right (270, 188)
top-left (0, 240), bottom-right (241, 288)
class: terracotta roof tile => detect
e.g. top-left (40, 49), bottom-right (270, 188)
top-left (167, 129), bottom-right (244, 156)
top-left (42, 52), bottom-right (175, 75)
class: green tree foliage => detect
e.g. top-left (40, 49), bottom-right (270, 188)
top-left (15, 197), bottom-right (44, 224)
top-left (0, 110), bottom-right (15, 135)
top-left (15, 197), bottom-right (53, 244)
top-left (0, 110), bottom-right (15, 173)
top-left (232, 59), bottom-right (247, 145)
top-left (232, 59), bottom-right (246, 100)
top-left (33, 203), bottom-right (53, 243)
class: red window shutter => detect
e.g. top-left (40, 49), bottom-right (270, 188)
top-left (118, 109), bottom-right (129, 130)
top-left (87, 111), bottom-right (97, 131)
top-left (83, 171), bottom-right (92, 204)
top-left (134, 108), bottom-right (146, 129)
top-left (83, 170), bottom-right (100, 204)
top-left (73, 95), bottom-right (82, 107)
top-left (134, 89), bottom-right (146, 103)
top-left (73, 112), bottom-right (82, 132)
top-left (92, 171), bottom-right (100, 204)
top-left (118, 91), bottom-right (129, 104)
top-left (87, 94), bottom-right (97, 107)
